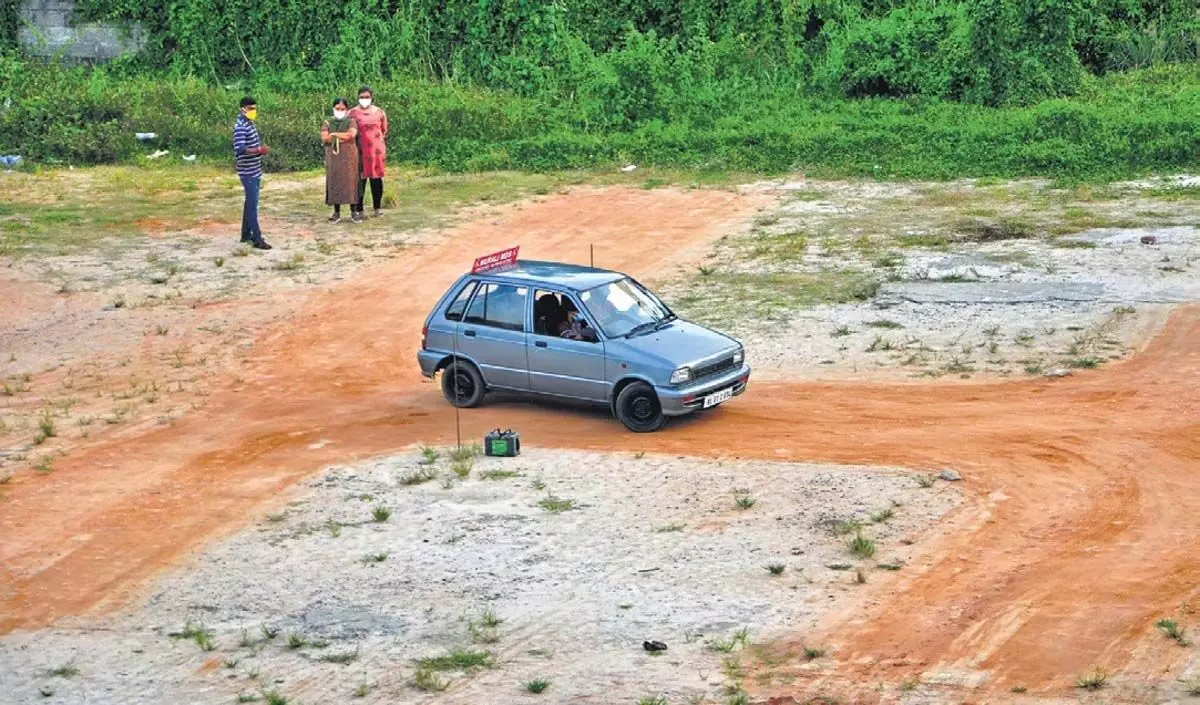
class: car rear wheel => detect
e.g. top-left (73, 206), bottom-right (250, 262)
top-left (441, 360), bottom-right (485, 408)
top-left (615, 382), bottom-right (667, 433)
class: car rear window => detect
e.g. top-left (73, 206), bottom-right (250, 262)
top-left (443, 280), bottom-right (479, 321)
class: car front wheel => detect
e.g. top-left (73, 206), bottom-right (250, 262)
top-left (615, 382), bottom-right (667, 433)
top-left (441, 360), bottom-right (485, 408)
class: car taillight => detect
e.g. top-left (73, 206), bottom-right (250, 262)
top-left (421, 325), bottom-right (428, 349)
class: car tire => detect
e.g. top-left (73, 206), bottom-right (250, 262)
top-left (615, 382), bottom-right (668, 433)
top-left (441, 360), bottom-right (485, 408)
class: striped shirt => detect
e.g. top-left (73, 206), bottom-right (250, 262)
top-left (232, 115), bottom-right (263, 177)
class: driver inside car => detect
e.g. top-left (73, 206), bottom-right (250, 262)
top-left (558, 298), bottom-right (596, 341)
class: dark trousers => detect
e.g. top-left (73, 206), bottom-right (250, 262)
top-left (353, 177), bottom-right (383, 212)
top-left (240, 175), bottom-right (262, 241)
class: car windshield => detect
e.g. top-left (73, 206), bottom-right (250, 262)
top-left (579, 277), bottom-right (674, 338)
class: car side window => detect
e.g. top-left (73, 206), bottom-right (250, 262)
top-left (444, 280), bottom-right (478, 322)
top-left (532, 289), bottom-right (598, 342)
top-left (532, 289), bottom-right (565, 336)
top-left (464, 283), bottom-right (527, 332)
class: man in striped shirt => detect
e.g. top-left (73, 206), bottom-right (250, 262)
top-left (232, 97), bottom-right (272, 250)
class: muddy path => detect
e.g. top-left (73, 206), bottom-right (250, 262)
top-left (1, 186), bottom-right (1198, 700)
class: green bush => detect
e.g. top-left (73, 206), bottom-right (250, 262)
top-left (1, 54), bottom-right (1198, 180)
top-left (68, 0), bottom-right (1200, 107)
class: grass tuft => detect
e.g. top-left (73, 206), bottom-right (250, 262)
top-left (733, 488), bottom-right (756, 509)
top-left (400, 466), bottom-right (438, 485)
top-left (849, 533), bottom-right (876, 559)
top-left (479, 469), bottom-right (522, 480)
top-left (538, 495), bottom-right (577, 513)
top-left (174, 621), bottom-right (216, 651)
top-left (318, 647), bottom-right (360, 665)
top-left (765, 563), bottom-right (786, 576)
top-left (871, 507), bottom-right (895, 523)
top-left (525, 678), bottom-right (550, 694)
top-left (448, 443), bottom-right (482, 462)
top-left (916, 474), bottom-right (937, 488)
top-left (803, 646), bottom-right (826, 660)
top-left (412, 661), bottom-right (451, 690)
top-left (451, 457), bottom-right (473, 479)
top-left (417, 648), bottom-right (493, 672)
top-left (47, 663), bottom-right (80, 678)
top-left (286, 632), bottom-right (307, 649)
top-left (638, 696), bottom-right (668, 705)
top-left (1155, 618), bottom-right (1188, 645)
top-left (1075, 667), bottom-right (1108, 690)
top-left (371, 505), bottom-right (391, 522)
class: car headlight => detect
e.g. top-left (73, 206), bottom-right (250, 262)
top-left (669, 367), bottom-right (692, 385)
top-left (732, 348), bottom-right (744, 365)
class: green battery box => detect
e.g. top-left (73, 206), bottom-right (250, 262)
top-left (484, 428), bottom-right (520, 457)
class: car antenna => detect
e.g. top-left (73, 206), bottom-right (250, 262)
top-left (590, 243), bottom-right (594, 268)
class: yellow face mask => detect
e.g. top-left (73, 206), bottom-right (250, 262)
top-left (245, 108), bottom-right (258, 121)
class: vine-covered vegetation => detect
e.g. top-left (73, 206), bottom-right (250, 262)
top-left (1, 1), bottom-right (1198, 178)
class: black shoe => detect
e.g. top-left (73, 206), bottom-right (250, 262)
top-left (252, 239), bottom-right (272, 250)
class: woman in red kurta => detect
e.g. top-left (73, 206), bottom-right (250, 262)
top-left (348, 85), bottom-right (389, 219)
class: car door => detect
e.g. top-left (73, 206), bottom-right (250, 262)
top-left (527, 289), bottom-right (608, 401)
top-left (457, 281), bottom-right (530, 391)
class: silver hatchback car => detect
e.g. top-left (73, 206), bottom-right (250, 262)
top-left (418, 259), bottom-right (750, 432)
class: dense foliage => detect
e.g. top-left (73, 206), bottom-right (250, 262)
top-left (65, 0), bottom-right (1200, 106)
top-left (1, 0), bottom-right (20, 48)
top-left (2, 51), bottom-right (1198, 180)
top-left (1, 1), bottom-right (1198, 178)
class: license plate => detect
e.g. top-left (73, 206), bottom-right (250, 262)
top-left (702, 387), bottom-right (734, 409)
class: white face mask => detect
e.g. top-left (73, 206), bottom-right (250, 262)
top-left (358, 98), bottom-right (372, 109)
top-left (333, 109), bottom-right (347, 120)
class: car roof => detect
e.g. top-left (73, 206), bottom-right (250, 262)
top-left (474, 260), bottom-right (626, 292)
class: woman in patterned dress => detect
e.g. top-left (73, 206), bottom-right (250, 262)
top-left (321, 97), bottom-right (359, 224)
top-left (348, 85), bottom-right (389, 221)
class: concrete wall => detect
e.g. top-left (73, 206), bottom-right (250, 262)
top-left (19, 0), bottom-right (142, 60)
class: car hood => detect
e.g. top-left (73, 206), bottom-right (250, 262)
top-left (623, 319), bottom-right (738, 365)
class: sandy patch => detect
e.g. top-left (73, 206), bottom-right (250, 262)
top-left (0, 448), bottom-right (960, 705)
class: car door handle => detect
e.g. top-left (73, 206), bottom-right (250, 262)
top-left (535, 341), bottom-right (547, 348)
top-left (463, 330), bottom-right (476, 337)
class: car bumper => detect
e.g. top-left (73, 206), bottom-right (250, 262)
top-left (418, 350), bottom-right (444, 378)
top-left (657, 364), bottom-right (751, 416)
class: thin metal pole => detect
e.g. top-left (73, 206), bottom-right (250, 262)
top-left (452, 312), bottom-right (462, 451)
top-left (590, 244), bottom-right (594, 267)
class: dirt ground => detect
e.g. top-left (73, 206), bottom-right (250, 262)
top-left (1, 449), bottom-right (961, 704)
top-left (1, 168), bottom-right (1198, 704)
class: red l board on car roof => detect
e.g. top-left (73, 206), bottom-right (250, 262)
top-left (472, 246), bottom-right (520, 274)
